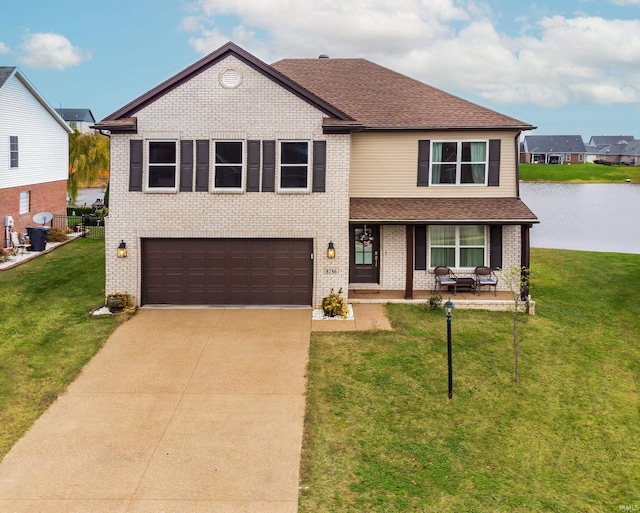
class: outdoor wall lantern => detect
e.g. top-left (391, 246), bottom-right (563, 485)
top-left (117, 240), bottom-right (127, 258)
top-left (327, 241), bottom-right (335, 259)
top-left (444, 298), bottom-right (455, 399)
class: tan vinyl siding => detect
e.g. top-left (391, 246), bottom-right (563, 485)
top-left (350, 130), bottom-right (519, 198)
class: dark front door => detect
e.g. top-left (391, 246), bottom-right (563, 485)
top-left (349, 224), bottom-right (379, 283)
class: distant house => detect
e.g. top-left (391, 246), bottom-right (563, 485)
top-left (55, 108), bottom-right (96, 134)
top-left (0, 67), bottom-right (72, 248)
top-left (522, 135), bottom-right (586, 164)
top-left (587, 135), bottom-right (638, 165)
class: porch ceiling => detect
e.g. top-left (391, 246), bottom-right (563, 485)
top-left (350, 197), bottom-right (539, 224)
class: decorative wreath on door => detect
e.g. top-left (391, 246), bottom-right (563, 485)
top-left (359, 225), bottom-right (374, 246)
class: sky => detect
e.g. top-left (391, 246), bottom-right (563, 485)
top-left (2, 0), bottom-right (640, 141)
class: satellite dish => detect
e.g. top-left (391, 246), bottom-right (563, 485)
top-left (33, 212), bottom-right (53, 224)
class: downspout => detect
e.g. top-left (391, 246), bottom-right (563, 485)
top-left (515, 132), bottom-right (521, 198)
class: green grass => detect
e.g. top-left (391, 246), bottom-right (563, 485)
top-left (300, 248), bottom-right (640, 512)
top-left (0, 239), bottom-right (121, 458)
top-left (520, 162), bottom-right (640, 183)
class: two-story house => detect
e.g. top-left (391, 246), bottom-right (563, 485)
top-left (94, 42), bottom-right (537, 308)
top-left (0, 67), bottom-right (72, 248)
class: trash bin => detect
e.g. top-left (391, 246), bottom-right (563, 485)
top-left (26, 226), bottom-right (51, 252)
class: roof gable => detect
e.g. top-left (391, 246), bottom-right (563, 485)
top-left (56, 108), bottom-right (95, 123)
top-left (101, 42), bottom-right (352, 123)
top-left (271, 58), bottom-right (533, 131)
top-left (0, 66), bottom-right (72, 133)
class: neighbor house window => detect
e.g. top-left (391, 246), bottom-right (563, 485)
top-left (431, 141), bottom-right (487, 185)
top-left (148, 141), bottom-right (177, 189)
top-left (578, 154), bottom-right (584, 162)
top-left (566, 154), bottom-right (571, 161)
top-left (430, 225), bottom-right (485, 268)
top-left (279, 141), bottom-right (309, 189)
top-left (19, 191), bottom-right (30, 214)
top-left (10, 136), bottom-right (18, 168)
top-left (213, 141), bottom-right (244, 189)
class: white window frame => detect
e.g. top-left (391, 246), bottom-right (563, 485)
top-left (428, 225), bottom-right (487, 269)
top-left (278, 140), bottom-right (310, 192)
top-left (10, 136), bottom-right (18, 168)
top-left (430, 140), bottom-right (488, 186)
top-left (19, 191), bottom-right (30, 214)
top-left (212, 140), bottom-right (245, 191)
top-left (578, 154), bottom-right (584, 162)
top-left (147, 140), bottom-right (178, 191)
top-left (566, 154), bottom-right (571, 162)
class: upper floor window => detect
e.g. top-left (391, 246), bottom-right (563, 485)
top-left (148, 141), bottom-right (177, 189)
top-left (431, 141), bottom-right (487, 185)
top-left (10, 136), bottom-right (18, 168)
top-left (430, 225), bottom-right (485, 268)
top-left (279, 141), bottom-right (309, 190)
top-left (214, 141), bottom-right (244, 189)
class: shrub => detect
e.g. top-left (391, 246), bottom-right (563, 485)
top-left (322, 288), bottom-right (349, 318)
top-left (47, 228), bottom-right (68, 243)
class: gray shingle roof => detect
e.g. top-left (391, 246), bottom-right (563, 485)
top-left (55, 108), bottom-right (95, 123)
top-left (0, 66), bottom-right (16, 88)
top-left (589, 135), bottom-right (634, 148)
top-left (523, 135), bottom-right (586, 153)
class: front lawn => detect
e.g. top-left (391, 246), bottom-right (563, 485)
top-left (300, 248), bottom-right (640, 512)
top-left (0, 239), bottom-right (121, 458)
top-left (520, 162), bottom-right (640, 183)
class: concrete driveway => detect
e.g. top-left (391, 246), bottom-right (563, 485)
top-left (0, 308), bottom-right (311, 513)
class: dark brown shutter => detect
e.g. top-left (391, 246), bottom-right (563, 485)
top-left (129, 139), bottom-right (143, 191)
top-left (312, 140), bottom-right (326, 192)
top-left (195, 140), bottom-right (209, 192)
top-left (417, 140), bottom-right (430, 186)
top-left (246, 140), bottom-right (260, 192)
top-left (490, 225), bottom-right (503, 269)
top-left (180, 140), bottom-right (193, 192)
top-left (262, 140), bottom-right (275, 192)
top-left (488, 139), bottom-right (501, 187)
top-left (414, 225), bottom-right (427, 270)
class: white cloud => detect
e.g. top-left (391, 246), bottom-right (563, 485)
top-left (610, 0), bottom-right (640, 5)
top-left (181, 0), bottom-right (640, 107)
top-left (18, 32), bottom-right (92, 70)
top-left (0, 42), bottom-right (10, 54)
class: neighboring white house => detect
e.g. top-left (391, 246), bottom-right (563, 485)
top-left (0, 67), bottom-right (72, 248)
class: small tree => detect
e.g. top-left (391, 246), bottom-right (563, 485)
top-left (500, 265), bottom-right (531, 383)
top-left (68, 130), bottom-right (110, 204)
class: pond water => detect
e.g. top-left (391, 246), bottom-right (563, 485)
top-left (69, 187), bottom-right (106, 207)
top-left (520, 183), bottom-right (640, 254)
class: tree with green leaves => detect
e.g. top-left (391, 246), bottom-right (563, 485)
top-left (67, 130), bottom-right (110, 204)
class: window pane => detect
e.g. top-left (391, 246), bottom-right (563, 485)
top-left (19, 191), bottom-right (29, 214)
top-left (10, 136), bottom-right (18, 168)
top-left (431, 226), bottom-right (456, 246)
top-left (149, 142), bottom-right (176, 163)
top-left (435, 142), bottom-right (457, 163)
top-left (431, 247), bottom-right (455, 267)
top-left (149, 166), bottom-right (176, 188)
top-left (281, 166), bottom-right (308, 188)
top-left (461, 164), bottom-right (486, 184)
top-left (460, 225), bottom-right (485, 245)
top-left (461, 142), bottom-right (486, 162)
top-left (460, 248), bottom-right (484, 267)
top-left (216, 142), bottom-right (242, 164)
top-left (281, 142), bottom-right (308, 164)
top-left (215, 166), bottom-right (242, 188)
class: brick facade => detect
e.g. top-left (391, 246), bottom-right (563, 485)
top-left (0, 180), bottom-right (66, 247)
top-left (106, 57), bottom-right (351, 307)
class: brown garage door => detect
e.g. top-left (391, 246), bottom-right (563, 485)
top-left (142, 238), bottom-right (313, 306)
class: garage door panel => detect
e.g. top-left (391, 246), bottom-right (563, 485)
top-left (142, 238), bottom-right (312, 305)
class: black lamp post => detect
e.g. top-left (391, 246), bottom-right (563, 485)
top-left (444, 299), bottom-right (455, 399)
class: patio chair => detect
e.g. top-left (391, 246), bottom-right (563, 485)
top-left (434, 266), bottom-right (458, 294)
top-left (474, 266), bottom-right (498, 296)
top-left (10, 231), bottom-right (27, 254)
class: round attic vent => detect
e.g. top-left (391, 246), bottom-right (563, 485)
top-left (220, 69), bottom-right (242, 89)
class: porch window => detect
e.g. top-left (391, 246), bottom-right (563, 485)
top-left (279, 141), bottom-right (309, 189)
top-left (213, 141), bottom-right (244, 189)
top-left (148, 141), bottom-right (177, 189)
top-left (10, 136), bottom-right (18, 168)
top-left (431, 141), bottom-right (487, 185)
top-left (430, 225), bottom-right (485, 268)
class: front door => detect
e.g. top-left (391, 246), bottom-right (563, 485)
top-left (349, 224), bottom-right (379, 283)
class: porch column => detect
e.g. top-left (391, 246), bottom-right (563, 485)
top-left (521, 224), bottom-right (531, 300)
top-left (405, 225), bottom-right (414, 299)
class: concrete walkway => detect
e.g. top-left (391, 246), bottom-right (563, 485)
top-left (0, 309), bottom-right (311, 513)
